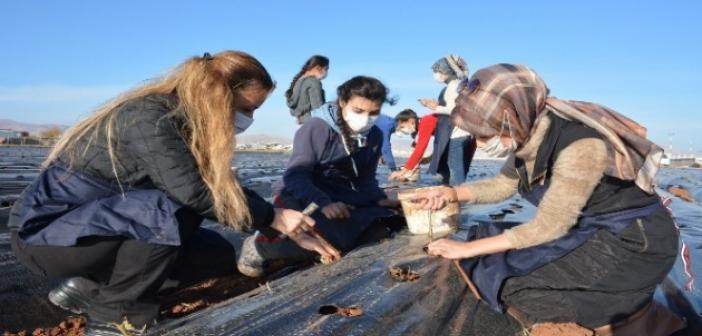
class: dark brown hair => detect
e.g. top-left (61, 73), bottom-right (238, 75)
top-left (285, 55), bottom-right (329, 99)
top-left (335, 76), bottom-right (395, 153)
top-left (395, 108), bottom-right (419, 139)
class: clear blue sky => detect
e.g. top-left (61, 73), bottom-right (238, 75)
top-left (1, 1), bottom-right (700, 153)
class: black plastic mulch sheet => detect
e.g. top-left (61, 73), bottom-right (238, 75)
top-left (151, 233), bottom-right (521, 336)
top-left (0, 233), bottom-right (67, 332)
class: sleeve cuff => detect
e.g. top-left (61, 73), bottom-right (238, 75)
top-left (253, 205), bottom-right (277, 237)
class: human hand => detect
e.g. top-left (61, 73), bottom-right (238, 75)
top-left (418, 98), bottom-right (439, 110)
top-left (405, 168), bottom-right (420, 182)
top-left (426, 238), bottom-right (475, 259)
top-left (388, 169), bottom-right (408, 181)
top-left (407, 186), bottom-right (457, 211)
top-left (270, 208), bottom-right (316, 236)
top-left (321, 202), bottom-right (353, 220)
top-left (289, 232), bottom-right (341, 261)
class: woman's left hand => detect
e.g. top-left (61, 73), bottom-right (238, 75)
top-left (418, 98), bottom-right (439, 110)
top-left (289, 231), bottom-right (341, 261)
top-left (377, 199), bottom-right (401, 208)
top-left (426, 238), bottom-right (476, 259)
top-left (427, 234), bottom-right (513, 260)
top-left (388, 169), bottom-right (408, 181)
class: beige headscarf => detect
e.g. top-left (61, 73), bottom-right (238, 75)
top-left (452, 63), bottom-right (663, 193)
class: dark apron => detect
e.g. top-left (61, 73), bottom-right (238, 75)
top-left (459, 184), bottom-right (662, 311)
top-left (9, 162), bottom-right (184, 247)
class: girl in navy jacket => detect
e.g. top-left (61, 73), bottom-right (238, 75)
top-left (237, 76), bottom-right (404, 277)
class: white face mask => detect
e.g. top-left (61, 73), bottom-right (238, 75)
top-left (397, 125), bottom-right (415, 135)
top-left (343, 108), bottom-right (377, 133)
top-left (433, 72), bottom-right (446, 83)
top-left (234, 112), bottom-right (254, 134)
top-left (479, 113), bottom-right (518, 158)
top-left (480, 136), bottom-right (516, 158)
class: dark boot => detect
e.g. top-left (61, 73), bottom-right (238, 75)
top-left (48, 277), bottom-right (99, 314)
top-left (236, 234), bottom-right (266, 278)
top-left (238, 232), bottom-right (315, 277)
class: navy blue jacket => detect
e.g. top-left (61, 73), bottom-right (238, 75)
top-left (275, 103), bottom-right (394, 251)
top-left (277, 103), bottom-right (387, 208)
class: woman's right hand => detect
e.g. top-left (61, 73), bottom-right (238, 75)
top-left (288, 232), bottom-right (341, 261)
top-left (270, 208), bottom-right (316, 236)
top-left (408, 186), bottom-right (457, 211)
top-left (388, 168), bottom-right (408, 181)
top-left (321, 202), bottom-right (353, 219)
top-left (418, 98), bottom-right (439, 110)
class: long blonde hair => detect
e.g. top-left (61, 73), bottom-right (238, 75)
top-left (45, 50), bottom-right (274, 230)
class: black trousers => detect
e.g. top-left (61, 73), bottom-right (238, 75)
top-left (11, 209), bottom-right (237, 326)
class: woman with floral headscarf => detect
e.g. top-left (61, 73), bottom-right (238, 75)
top-left (410, 64), bottom-right (682, 333)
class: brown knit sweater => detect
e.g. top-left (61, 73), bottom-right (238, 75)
top-left (465, 114), bottom-right (609, 249)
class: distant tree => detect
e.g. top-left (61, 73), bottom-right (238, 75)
top-left (40, 127), bottom-right (63, 139)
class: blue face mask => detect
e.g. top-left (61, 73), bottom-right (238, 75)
top-left (234, 112), bottom-right (254, 134)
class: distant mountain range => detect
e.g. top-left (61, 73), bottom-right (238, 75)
top-left (0, 119), bottom-right (69, 135)
top-left (235, 134), bottom-right (292, 145)
top-left (0, 119), bottom-right (292, 145)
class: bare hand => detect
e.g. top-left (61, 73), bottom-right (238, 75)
top-left (407, 186), bottom-right (457, 211)
top-left (270, 208), bottom-right (315, 236)
top-left (289, 232), bottom-right (341, 261)
top-left (428, 234), bottom-right (513, 259)
top-left (427, 238), bottom-right (474, 259)
top-left (389, 168), bottom-right (418, 182)
top-left (321, 202), bottom-right (353, 220)
top-left (388, 169), bottom-right (408, 181)
top-left (406, 168), bottom-right (420, 182)
top-left (418, 98), bottom-right (439, 110)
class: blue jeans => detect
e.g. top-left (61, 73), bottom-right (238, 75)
top-left (447, 136), bottom-right (477, 186)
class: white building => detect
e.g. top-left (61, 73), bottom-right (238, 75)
top-left (0, 129), bottom-right (21, 143)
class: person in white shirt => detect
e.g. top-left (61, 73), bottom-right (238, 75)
top-left (418, 55), bottom-right (477, 185)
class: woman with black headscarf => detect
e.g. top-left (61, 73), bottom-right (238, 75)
top-left (410, 64), bottom-right (682, 334)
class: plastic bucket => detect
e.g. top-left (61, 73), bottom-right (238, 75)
top-left (397, 187), bottom-right (459, 235)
